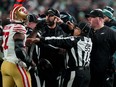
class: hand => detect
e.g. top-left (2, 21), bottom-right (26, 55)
top-left (32, 38), bottom-right (40, 43)
top-left (54, 16), bottom-right (63, 24)
top-left (26, 38), bottom-right (33, 46)
top-left (66, 21), bottom-right (75, 30)
top-left (26, 38), bottom-right (40, 45)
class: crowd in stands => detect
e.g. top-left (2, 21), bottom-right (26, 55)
top-left (0, 0), bottom-right (116, 26)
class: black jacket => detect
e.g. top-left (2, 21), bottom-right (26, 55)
top-left (35, 21), bottom-right (67, 72)
top-left (90, 26), bottom-right (116, 72)
top-left (105, 19), bottom-right (116, 27)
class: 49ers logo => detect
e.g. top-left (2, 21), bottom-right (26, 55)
top-left (18, 7), bottom-right (28, 14)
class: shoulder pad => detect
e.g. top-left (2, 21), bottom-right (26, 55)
top-left (13, 24), bottom-right (26, 34)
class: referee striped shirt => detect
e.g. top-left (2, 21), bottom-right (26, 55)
top-left (42, 36), bottom-right (92, 68)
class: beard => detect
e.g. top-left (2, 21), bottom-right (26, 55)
top-left (46, 21), bottom-right (55, 26)
top-left (46, 18), bottom-right (55, 26)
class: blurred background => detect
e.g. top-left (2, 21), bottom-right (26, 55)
top-left (0, 0), bottom-right (116, 26)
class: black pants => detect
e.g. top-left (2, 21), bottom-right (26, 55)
top-left (29, 69), bottom-right (38, 87)
top-left (37, 58), bottom-right (60, 87)
top-left (113, 73), bottom-right (116, 87)
top-left (38, 69), bottom-right (59, 87)
top-left (89, 71), bottom-right (114, 87)
top-left (60, 67), bottom-right (90, 87)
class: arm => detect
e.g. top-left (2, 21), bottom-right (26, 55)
top-left (13, 33), bottom-right (32, 67)
top-left (27, 36), bottom-right (80, 49)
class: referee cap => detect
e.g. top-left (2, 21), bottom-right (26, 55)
top-left (77, 21), bottom-right (91, 34)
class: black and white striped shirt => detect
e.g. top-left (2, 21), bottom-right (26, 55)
top-left (41, 36), bottom-right (93, 68)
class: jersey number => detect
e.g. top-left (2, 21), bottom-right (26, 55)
top-left (3, 32), bottom-right (9, 50)
top-left (85, 44), bottom-right (91, 52)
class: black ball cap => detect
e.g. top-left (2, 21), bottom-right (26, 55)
top-left (77, 21), bottom-right (91, 34)
top-left (85, 9), bottom-right (104, 18)
top-left (45, 8), bottom-right (60, 17)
